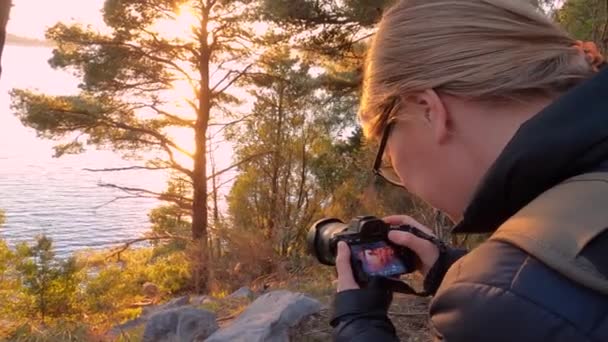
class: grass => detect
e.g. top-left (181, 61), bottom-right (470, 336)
top-left (1, 264), bottom-right (432, 341)
top-left (114, 325), bottom-right (144, 342)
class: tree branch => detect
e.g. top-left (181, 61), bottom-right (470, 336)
top-left (98, 183), bottom-right (193, 210)
top-left (211, 64), bottom-right (254, 96)
top-left (84, 166), bottom-right (169, 172)
top-left (150, 105), bottom-right (196, 128)
top-left (207, 150), bottom-right (273, 180)
top-left (67, 37), bottom-right (197, 88)
top-left (93, 195), bottom-right (155, 209)
top-left (106, 233), bottom-right (191, 260)
top-left (208, 115), bottom-right (252, 127)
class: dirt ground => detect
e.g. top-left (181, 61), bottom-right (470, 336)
top-left (289, 294), bottom-right (431, 342)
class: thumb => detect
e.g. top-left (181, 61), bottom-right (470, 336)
top-left (335, 242), bottom-right (359, 292)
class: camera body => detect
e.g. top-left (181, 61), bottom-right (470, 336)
top-left (308, 215), bottom-right (417, 285)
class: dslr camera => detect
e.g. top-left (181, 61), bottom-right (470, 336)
top-left (307, 215), bottom-right (418, 285)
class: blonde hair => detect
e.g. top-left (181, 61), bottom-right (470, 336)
top-left (360, 0), bottom-right (597, 139)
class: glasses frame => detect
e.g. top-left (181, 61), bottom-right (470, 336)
top-left (372, 119), bottom-right (405, 188)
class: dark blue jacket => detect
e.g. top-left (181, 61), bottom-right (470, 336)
top-left (331, 67), bottom-right (608, 341)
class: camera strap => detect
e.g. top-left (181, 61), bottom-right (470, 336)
top-left (394, 224), bottom-right (448, 252)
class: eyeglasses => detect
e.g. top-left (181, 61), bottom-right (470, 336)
top-left (372, 119), bottom-right (405, 188)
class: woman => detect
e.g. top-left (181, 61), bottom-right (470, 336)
top-left (332, 0), bottom-right (608, 341)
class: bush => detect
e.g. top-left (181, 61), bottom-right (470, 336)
top-left (210, 227), bottom-right (276, 293)
top-left (14, 236), bottom-right (83, 322)
top-left (0, 234), bottom-right (192, 339)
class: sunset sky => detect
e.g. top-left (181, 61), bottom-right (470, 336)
top-left (9, 0), bottom-right (107, 38)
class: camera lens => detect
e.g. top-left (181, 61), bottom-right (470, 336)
top-left (307, 218), bottom-right (348, 266)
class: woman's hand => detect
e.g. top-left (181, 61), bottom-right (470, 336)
top-left (335, 215), bottom-right (440, 292)
top-left (335, 241), bottom-right (360, 292)
top-left (383, 215), bottom-right (440, 276)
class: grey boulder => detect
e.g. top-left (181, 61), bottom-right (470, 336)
top-left (228, 286), bottom-right (254, 299)
top-left (143, 295), bottom-right (191, 317)
top-left (143, 306), bottom-right (219, 342)
top-left (205, 290), bottom-right (322, 342)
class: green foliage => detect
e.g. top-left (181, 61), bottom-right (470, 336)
top-left (226, 46), bottom-right (326, 256)
top-left (6, 321), bottom-right (97, 342)
top-left (556, 0), bottom-right (608, 51)
top-left (0, 235), bottom-right (191, 339)
top-left (14, 236), bottom-right (82, 322)
top-left (81, 247), bottom-right (190, 325)
top-left (260, 0), bottom-right (394, 53)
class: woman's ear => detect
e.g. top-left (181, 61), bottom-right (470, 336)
top-left (415, 89), bottom-right (451, 145)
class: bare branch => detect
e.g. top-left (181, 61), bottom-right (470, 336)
top-left (93, 196), bottom-right (155, 209)
top-left (211, 64), bottom-right (254, 96)
top-left (84, 166), bottom-right (169, 172)
top-left (106, 233), bottom-right (191, 260)
top-left (98, 183), bottom-right (193, 210)
top-left (208, 115), bottom-right (252, 127)
top-left (214, 175), bottom-right (238, 191)
top-left (207, 150), bottom-right (273, 180)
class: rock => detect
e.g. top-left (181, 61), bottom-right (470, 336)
top-left (142, 295), bottom-right (191, 317)
top-left (143, 307), bottom-right (219, 342)
top-left (191, 295), bottom-right (212, 306)
top-left (143, 282), bottom-right (160, 298)
top-left (164, 295), bottom-right (191, 308)
top-left (228, 287), bottom-right (253, 299)
top-left (205, 290), bottom-right (322, 342)
top-left (109, 295), bottom-right (199, 339)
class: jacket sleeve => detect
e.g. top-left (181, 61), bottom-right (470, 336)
top-left (330, 246), bottom-right (468, 342)
top-left (429, 282), bottom-right (585, 342)
top-left (330, 288), bottom-right (398, 342)
top-left (424, 247), bottom-right (468, 295)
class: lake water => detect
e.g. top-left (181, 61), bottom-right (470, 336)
top-left (0, 45), bottom-right (167, 257)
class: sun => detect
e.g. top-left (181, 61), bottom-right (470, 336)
top-left (151, 3), bottom-right (200, 40)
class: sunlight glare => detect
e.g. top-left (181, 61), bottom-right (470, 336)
top-left (152, 3), bottom-right (200, 41)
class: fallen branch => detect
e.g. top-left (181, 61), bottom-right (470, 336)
top-left (107, 233), bottom-right (191, 260)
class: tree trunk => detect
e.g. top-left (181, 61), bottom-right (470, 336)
top-left (0, 0), bottom-right (11, 78)
top-left (191, 3), bottom-right (211, 293)
top-left (209, 135), bottom-right (221, 259)
top-left (268, 85), bottom-right (285, 242)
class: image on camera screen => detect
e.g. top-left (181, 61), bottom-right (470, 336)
top-left (350, 241), bottom-right (406, 277)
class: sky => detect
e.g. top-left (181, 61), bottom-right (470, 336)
top-left (8, 0), bottom-right (107, 38)
top-left (3, 0), bottom-right (240, 199)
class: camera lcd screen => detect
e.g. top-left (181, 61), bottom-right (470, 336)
top-left (351, 241), bottom-right (407, 277)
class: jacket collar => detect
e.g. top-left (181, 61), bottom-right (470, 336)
top-left (453, 68), bottom-right (608, 233)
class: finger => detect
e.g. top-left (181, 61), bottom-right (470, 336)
top-left (388, 230), bottom-right (439, 274)
top-left (388, 230), bottom-right (437, 256)
top-left (383, 215), bottom-right (434, 235)
top-left (335, 242), bottom-right (359, 292)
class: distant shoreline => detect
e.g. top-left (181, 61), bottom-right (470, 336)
top-left (6, 33), bottom-right (55, 48)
